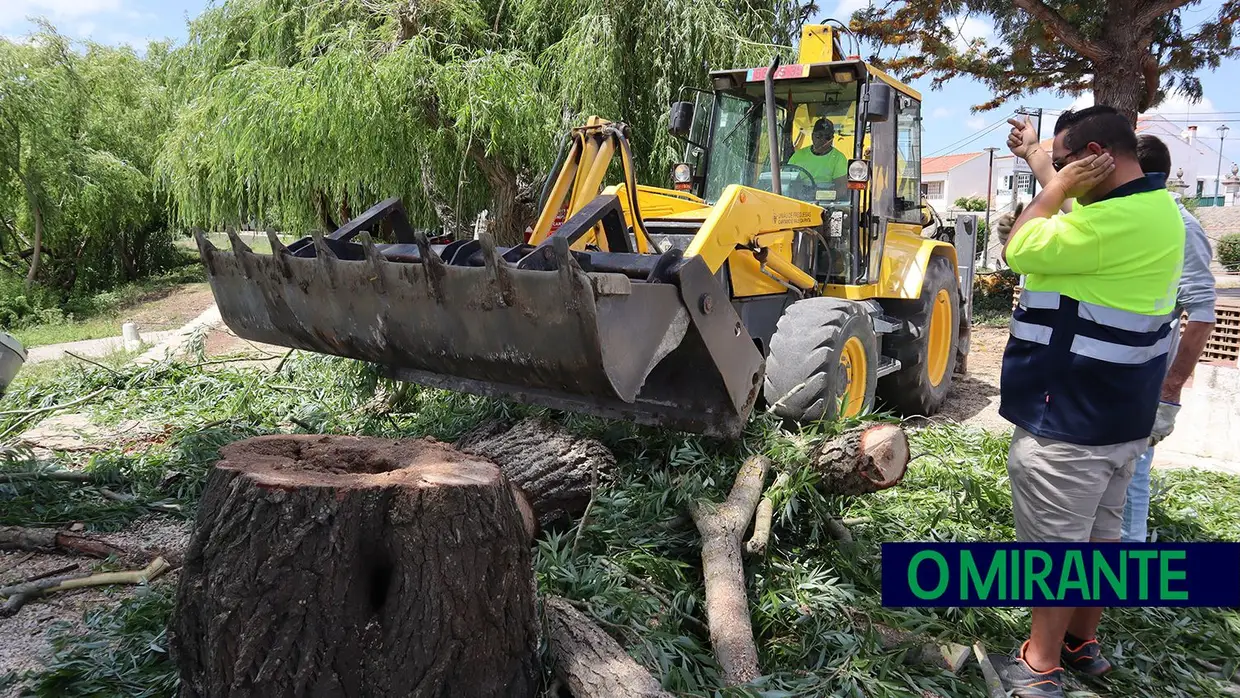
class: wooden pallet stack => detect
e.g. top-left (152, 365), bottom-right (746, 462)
top-left (1192, 298), bottom-right (1240, 364)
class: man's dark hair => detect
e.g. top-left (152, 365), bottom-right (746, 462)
top-left (1053, 105), bottom-right (1138, 156)
top-left (1136, 133), bottom-right (1172, 175)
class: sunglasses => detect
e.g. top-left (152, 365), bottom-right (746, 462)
top-left (1053, 143), bottom-right (1106, 171)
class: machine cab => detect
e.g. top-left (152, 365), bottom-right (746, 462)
top-left (669, 33), bottom-right (925, 288)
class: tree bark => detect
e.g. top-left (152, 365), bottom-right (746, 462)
top-left (170, 434), bottom-right (540, 698)
top-left (544, 596), bottom-right (673, 698)
top-left (469, 148), bottom-right (534, 247)
top-left (690, 454), bottom-right (770, 686)
top-left (811, 424), bottom-right (909, 496)
top-left (456, 417), bottom-right (615, 529)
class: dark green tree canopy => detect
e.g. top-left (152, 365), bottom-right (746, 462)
top-left (849, 0), bottom-right (1240, 122)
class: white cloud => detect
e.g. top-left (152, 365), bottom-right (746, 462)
top-left (951, 15), bottom-right (993, 52)
top-left (932, 107), bottom-right (954, 119)
top-left (967, 116), bottom-right (987, 130)
top-left (74, 21), bottom-right (96, 36)
top-left (0, 0), bottom-right (121, 26)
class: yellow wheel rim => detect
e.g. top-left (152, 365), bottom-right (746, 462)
top-left (927, 288), bottom-right (952, 387)
top-left (839, 336), bottom-right (868, 417)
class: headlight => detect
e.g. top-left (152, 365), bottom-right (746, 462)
top-left (847, 159), bottom-right (870, 182)
top-left (673, 163), bottom-right (693, 183)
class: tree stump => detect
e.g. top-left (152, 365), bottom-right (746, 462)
top-left (810, 424), bottom-right (909, 496)
top-left (171, 434), bottom-right (539, 698)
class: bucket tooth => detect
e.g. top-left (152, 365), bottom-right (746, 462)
top-left (414, 231), bottom-right (446, 303)
top-left (265, 227), bottom-right (287, 254)
top-left (477, 233), bottom-right (514, 308)
top-left (266, 228), bottom-right (293, 278)
top-left (225, 228), bottom-right (257, 279)
top-left (357, 231), bottom-right (387, 292)
top-left (225, 227), bottom-right (251, 255)
top-left (193, 228), bottom-right (217, 275)
top-left (311, 231), bottom-right (338, 289)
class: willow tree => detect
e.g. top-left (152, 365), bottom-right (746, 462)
top-left (158, 0), bottom-right (810, 245)
top-left (0, 25), bottom-right (173, 295)
top-left (849, 0), bottom-right (1240, 124)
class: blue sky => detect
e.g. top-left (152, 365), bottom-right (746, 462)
top-left (3, 0), bottom-right (1238, 164)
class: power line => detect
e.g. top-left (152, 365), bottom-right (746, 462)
top-left (925, 113), bottom-right (1015, 157)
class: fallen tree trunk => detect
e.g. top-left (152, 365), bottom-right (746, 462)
top-left (690, 454), bottom-right (770, 686)
top-left (0, 525), bottom-right (129, 560)
top-left (544, 596), bottom-right (673, 698)
top-left (457, 417), bottom-right (615, 528)
top-left (171, 434), bottom-right (540, 698)
top-left (811, 424), bottom-right (909, 495)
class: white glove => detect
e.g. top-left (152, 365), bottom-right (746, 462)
top-left (1149, 401), bottom-right (1180, 446)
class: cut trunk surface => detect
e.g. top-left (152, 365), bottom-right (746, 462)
top-left (544, 596), bottom-right (673, 698)
top-left (457, 417), bottom-right (614, 529)
top-left (171, 434), bottom-right (539, 698)
top-left (811, 424), bottom-right (909, 496)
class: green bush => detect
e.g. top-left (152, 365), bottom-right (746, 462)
top-left (1218, 233), bottom-right (1240, 272)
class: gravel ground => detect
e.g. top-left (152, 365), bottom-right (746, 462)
top-left (0, 516), bottom-right (189, 692)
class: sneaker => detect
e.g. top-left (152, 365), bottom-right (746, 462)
top-left (991, 641), bottom-right (1065, 698)
top-left (1061, 636), bottom-right (1113, 677)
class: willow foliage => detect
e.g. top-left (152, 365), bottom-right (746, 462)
top-left (0, 25), bottom-right (176, 300)
top-left (158, 0), bottom-right (810, 243)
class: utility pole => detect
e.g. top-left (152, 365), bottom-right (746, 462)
top-left (1216, 124), bottom-right (1230, 204)
top-left (984, 147), bottom-right (999, 269)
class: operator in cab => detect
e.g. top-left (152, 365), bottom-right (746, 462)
top-left (787, 118), bottom-right (848, 198)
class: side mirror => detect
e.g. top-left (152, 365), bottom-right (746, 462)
top-left (864, 82), bottom-right (892, 123)
top-left (668, 101), bottom-right (694, 139)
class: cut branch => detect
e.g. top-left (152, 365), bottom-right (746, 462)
top-left (544, 596), bottom-right (673, 698)
top-left (690, 454), bottom-right (770, 686)
top-left (744, 471), bottom-right (789, 557)
top-left (1011, 0), bottom-right (1106, 62)
top-left (0, 556), bottom-right (170, 618)
top-left (0, 525), bottom-right (130, 560)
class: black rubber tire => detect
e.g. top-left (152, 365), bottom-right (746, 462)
top-left (876, 254), bottom-right (960, 416)
top-left (763, 297), bottom-right (879, 425)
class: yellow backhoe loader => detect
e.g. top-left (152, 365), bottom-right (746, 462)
top-left (195, 24), bottom-right (978, 438)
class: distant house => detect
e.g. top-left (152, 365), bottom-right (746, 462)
top-left (920, 152), bottom-right (990, 215)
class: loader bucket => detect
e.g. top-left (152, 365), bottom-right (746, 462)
top-left (195, 228), bottom-right (765, 437)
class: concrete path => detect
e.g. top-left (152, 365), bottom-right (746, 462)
top-left (1155, 362), bottom-right (1240, 476)
top-left (27, 330), bottom-right (180, 364)
top-left (134, 304), bottom-right (223, 365)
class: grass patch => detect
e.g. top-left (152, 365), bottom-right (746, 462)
top-left (174, 230), bottom-right (299, 257)
top-left (6, 266), bottom-right (206, 349)
top-left (1, 357), bottom-right (1238, 697)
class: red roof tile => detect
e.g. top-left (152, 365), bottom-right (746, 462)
top-left (923, 152), bottom-right (984, 173)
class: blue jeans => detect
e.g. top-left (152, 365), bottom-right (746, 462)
top-left (1120, 446), bottom-right (1155, 542)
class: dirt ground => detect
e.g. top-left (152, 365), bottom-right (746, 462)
top-left (937, 325), bottom-right (1012, 434)
top-left (124, 283), bottom-right (215, 335)
top-left (0, 517), bottom-right (188, 695)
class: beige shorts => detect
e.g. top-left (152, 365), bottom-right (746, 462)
top-left (1007, 427), bottom-right (1148, 542)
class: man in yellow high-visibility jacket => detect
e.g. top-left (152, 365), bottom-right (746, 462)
top-left (787, 118), bottom-right (848, 194)
top-left (992, 105), bottom-right (1185, 698)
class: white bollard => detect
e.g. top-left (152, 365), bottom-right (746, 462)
top-left (122, 322), bottom-right (143, 352)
